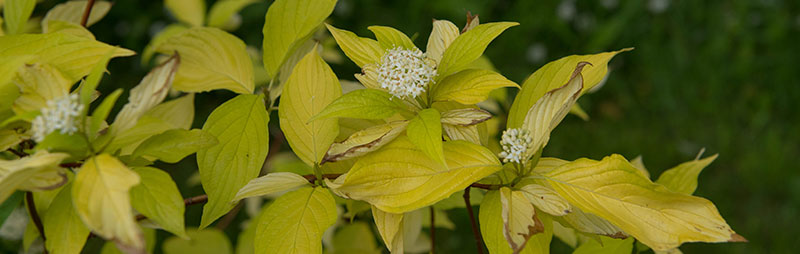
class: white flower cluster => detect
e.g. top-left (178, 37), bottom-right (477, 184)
top-left (377, 47), bottom-right (437, 99)
top-left (499, 128), bottom-right (534, 163)
top-left (31, 94), bottom-right (83, 142)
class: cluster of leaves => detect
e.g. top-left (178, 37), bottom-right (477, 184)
top-left (0, 0), bottom-right (744, 254)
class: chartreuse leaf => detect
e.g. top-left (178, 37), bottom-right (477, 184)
top-left (573, 236), bottom-right (634, 254)
top-left (41, 0), bottom-right (112, 31)
top-left (207, 0), bottom-right (258, 28)
top-left (145, 93), bottom-right (195, 130)
top-left (3, 0), bottom-right (35, 35)
top-left (426, 20), bottom-right (460, 63)
top-left (43, 182), bottom-right (90, 254)
top-left (156, 27), bottom-right (254, 94)
top-left (73, 154), bottom-right (144, 252)
top-left (262, 0), bottom-right (336, 78)
top-left (165, 0), bottom-right (206, 26)
top-left (480, 190), bottom-right (553, 254)
top-left (232, 172), bottom-right (310, 202)
top-left (0, 151), bottom-right (69, 203)
top-left (130, 167), bottom-right (187, 238)
top-left (332, 221), bottom-right (382, 254)
top-left (368, 26), bottom-right (415, 50)
top-left (437, 22), bottom-right (518, 77)
top-left (255, 187), bottom-right (337, 254)
top-left (100, 227), bottom-right (157, 254)
top-left (407, 108), bottom-right (446, 166)
top-left (11, 63), bottom-right (70, 113)
top-left (311, 89), bottom-right (409, 121)
top-left (325, 24), bottom-right (384, 68)
top-left (0, 32), bottom-right (135, 82)
top-left (0, 56), bottom-right (32, 112)
top-left (372, 206), bottom-right (404, 253)
top-left (81, 48), bottom-right (116, 107)
top-left (163, 228), bottom-right (232, 254)
top-left (44, 20), bottom-right (96, 38)
top-left (197, 94), bottom-right (269, 228)
top-left (105, 116), bottom-right (174, 155)
top-left (499, 187), bottom-right (546, 253)
top-left (517, 181), bottom-right (571, 216)
top-left (327, 136), bottom-right (501, 213)
top-left (440, 108), bottom-right (492, 126)
top-left (656, 154), bottom-right (718, 195)
top-left (142, 24), bottom-right (188, 64)
top-left (545, 154), bottom-right (744, 251)
top-left (322, 120), bottom-right (408, 163)
top-left (559, 206), bottom-right (626, 238)
top-left (431, 69), bottom-right (519, 104)
top-left (132, 129), bottom-right (218, 163)
top-left (507, 48), bottom-right (632, 128)
top-left (89, 89), bottom-right (123, 137)
top-left (279, 50), bottom-right (341, 166)
top-left (0, 191), bottom-right (23, 227)
top-left (111, 54), bottom-right (180, 136)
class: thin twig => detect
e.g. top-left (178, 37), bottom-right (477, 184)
top-left (26, 192), bottom-right (48, 254)
top-left (430, 206), bottom-right (436, 254)
top-left (80, 0), bottom-right (97, 27)
top-left (8, 148), bottom-right (27, 158)
top-left (59, 162), bottom-right (83, 168)
top-left (463, 186), bottom-right (485, 254)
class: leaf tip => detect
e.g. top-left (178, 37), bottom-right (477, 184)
top-left (729, 233), bottom-right (748, 243)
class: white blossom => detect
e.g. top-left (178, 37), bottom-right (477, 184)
top-left (31, 94), bottom-right (83, 142)
top-left (377, 47), bottom-right (437, 99)
top-left (499, 128), bottom-right (534, 163)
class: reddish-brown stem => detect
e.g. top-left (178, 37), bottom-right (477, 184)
top-left (430, 206), bottom-right (436, 254)
top-left (80, 0), bottom-right (96, 27)
top-left (464, 186), bottom-right (485, 254)
top-left (26, 192), bottom-right (48, 254)
top-left (59, 162), bottom-right (83, 168)
top-left (8, 148), bottom-right (27, 158)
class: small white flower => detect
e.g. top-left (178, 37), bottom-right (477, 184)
top-left (377, 47), bottom-right (437, 99)
top-left (499, 128), bottom-right (534, 163)
top-left (31, 94), bottom-right (83, 142)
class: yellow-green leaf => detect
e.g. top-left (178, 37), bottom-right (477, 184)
top-left (0, 55), bottom-right (32, 112)
top-left (165, 0), bottom-right (206, 26)
top-left (43, 182), bottom-right (90, 254)
top-left (371, 206), bottom-right (404, 253)
top-left (368, 25), bottom-right (415, 50)
top-left (431, 69), bottom-right (519, 104)
top-left (440, 108), bottom-right (492, 127)
top-left (573, 236), bottom-right (634, 254)
top-left (437, 22), bottom-right (518, 77)
top-left (163, 228), bottom-right (232, 254)
top-left (407, 108), bottom-right (446, 166)
top-left (545, 154), bottom-right (743, 251)
top-left (232, 172), bottom-right (310, 202)
top-left (3, 0), bottom-right (35, 35)
top-left (130, 167), bottom-right (187, 238)
top-left (44, 20), bottom-right (95, 38)
top-left (73, 154), bottom-right (143, 252)
top-left (262, 0), bottom-right (336, 78)
top-left (132, 129), bottom-right (218, 163)
top-left (426, 20), bottom-right (460, 64)
top-left (156, 27), bottom-right (254, 94)
top-left (197, 94), bottom-right (269, 228)
top-left (41, 0), bottom-right (112, 31)
top-left (322, 120), bottom-right (408, 163)
top-left (325, 24), bottom-right (383, 67)
top-left (105, 115), bottom-right (174, 155)
top-left (112, 54), bottom-right (180, 136)
top-left (207, 0), bottom-right (258, 28)
top-left (327, 136), bottom-right (501, 213)
top-left (255, 187), bottom-right (337, 254)
top-left (11, 63), bottom-right (71, 113)
top-left (331, 221), bottom-right (382, 254)
top-left (312, 89), bottom-right (409, 121)
top-left (142, 24), bottom-right (188, 64)
top-left (507, 48), bottom-right (631, 128)
top-left (518, 182), bottom-right (571, 216)
top-left (144, 93), bottom-right (195, 130)
top-left (499, 187), bottom-right (545, 253)
top-left (0, 151), bottom-right (69, 203)
top-left (480, 190), bottom-right (553, 254)
top-left (278, 50), bottom-right (341, 165)
top-left (655, 154), bottom-right (718, 195)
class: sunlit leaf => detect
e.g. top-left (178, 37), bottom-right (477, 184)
top-left (480, 190), bottom-right (553, 254)
top-left (112, 54), bottom-right (180, 136)
top-left (165, 0), bottom-right (206, 26)
top-left (437, 22), bottom-right (518, 77)
top-left (142, 24), bottom-right (188, 64)
top-left (144, 93), bottom-right (195, 130)
top-left (431, 69), bottom-right (518, 104)
top-left (43, 182), bottom-right (89, 254)
top-left (130, 167), bottom-right (187, 238)
top-left (656, 154), bottom-right (718, 195)
top-left (372, 206), bottom-right (404, 253)
top-left (163, 228), bottom-right (232, 254)
top-left (426, 19), bottom-right (459, 64)
top-left (255, 187), bottom-right (337, 254)
top-left (572, 236), bottom-right (634, 254)
top-left (406, 108), bottom-right (446, 166)
top-left (132, 129), bottom-right (218, 163)
top-left (368, 25), bottom-right (415, 50)
top-left (12, 63), bottom-right (71, 113)
top-left (41, 0), bottom-right (112, 31)
top-left (207, 0), bottom-right (258, 28)
top-left (0, 151), bottom-right (69, 203)
top-left (3, 0), bottom-right (35, 35)
top-left (325, 24), bottom-right (383, 68)
top-left (322, 120), bottom-right (408, 163)
top-left (262, 0), bottom-right (336, 78)
top-left (232, 172), bottom-right (310, 202)
top-left (311, 89), bottom-right (409, 121)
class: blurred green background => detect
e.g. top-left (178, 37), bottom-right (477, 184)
top-left (5, 0), bottom-right (799, 253)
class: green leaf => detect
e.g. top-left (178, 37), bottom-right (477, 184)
top-left (207, 0), bottom-right (258, 28)
top-left (81, 49), bottom-right (116, 107)
top-left (130, 167), bottom-right (187, 238)
top-left (197, 94), bottom-right (269, 228)
top-left (407, 108), bottom-right (446, 166)
top-left (41, 0), bottom-right (112, 31)
top-left (507, 48), bottom-right (631, 128)
top-left (156, 27), bottom-right (254, 94)
top-left (0, 191), bottom-right (23, 227)
top-left (327, 137), bottom-right (501, 213)
top-left (572, 236), bottom-right (634, 254)
top-left (100, 227), bottom-right (157, 254)
top-left (437, 22), bottom-right (518, 77)
top-left (132, 129), bottom-right (218, 163)
top-left (105, 115), bottom-right (175, 155)
top-left (111, 54), bottom-right (180, 136)
top-left (655, 154), bottom-right (718, 195)
top-left (311, 89), bottom-right (408, 121)
top-left (262, 0), bottom-right (336, 78)
top-left (431, 69), bottom-right (519, 104)
top-left (368, 25), bottom-right (415, 49)
top-left (325, 24), bottom-right (383, 68)
top-left (255, 187), bottom-right (337, 254)
top-left (0, 56), bottom-right (32, 112)
top-left (545, 154), bottom-right (744, 251)
top-left (144, 93), bottom-right (195, 130)
top-left (165, 0), bottom-right (206, 26)
top-left (232, 172), bottom-right (310, 202)
top-left (35, 132), bottom-right (90, 158)
top-left (3, 0), bottom-right (35, 35)
top-left (163, 228), bottom-right (233, 254)
top-left (278, 50), bottom-right (341, 166)
top-left (43, 182), bottom-right (90, 254)
top-left (73, 154), bottom-right (144, 252)
top-left (89, 89), bottom-right (123, 137)
top-left (142, 24), bottom-right (188, 64)
top-left (332, 221), bottom-right (382, 254)
top-left (479, 190), bottom-right (553, 254)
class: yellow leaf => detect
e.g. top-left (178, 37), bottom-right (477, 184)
top-left (431, 69), bottom-right (519, 104)
top-left (656, 154), bottom-right (718, 195)
top-left (311, 88), bottom-right (409, 121)
top-left (262, 0), bottom-right (336, 78)
top-left (327, 136), bottom-right (501, 213)
top-left (0, 55), bottom-right (32, 112)
top-left (156, 27), bottom-right (254, 94)
top-left (440, 108), bottom-right (492, 127)
top-left (112, 54), bottom-right (180, 136)
top-left (368, 25), bottom-right (415, 50)
top-left (0, 151), bottom-right (68, 203)
top-left (232, 172), bottom-right (310, 202)
top-left (163, 228), bottom-right (232, 254)
top-left (255, 187), bottom-right (337, 254)
top-left (144, 93), bottom-right (195, 130)
top-left (43, 182), bottom-right (90, 254)
top-left (407, 108), bottom-right (446, 166)
top-left (44, 20), bottom-right (95, 39)
top-left (11, 63), bottom-right (71, 113)
top-left (517, 181), bottom-right (571, 216)
top-left (437, 22), bottom-right (518, 78)
top-left (425, 20), bottom-right (460, 64)
top-left (207, 0), bottom-right (258, 28)
top-left (372, 206), bottom-right (404, 253)
top-left (322, 120), bottom-right (408, 163)
top-left (546, 154), bottom-right (743, 251)
top-left (499, 187), bottom-right (545, 253)
top-left (507, 48), bottom-right (631, 128)
top-left (41, 0), bottom-right (112, 31)
top-left (279, 50), bottom-right (341, 165)
top-left (3, 0), bottom-right (35, 35)
top-left (165, 0), bottom-right (206, 26)
top-left (130, 167), bottom-right (187, 238)
top-left (573, 236), bottom-right (634, 254)
top-left (142, 24), bottom-right (188, 64)
top-left (73, 154), bottom-right (143, 252)
top-left (325, 24), bottom-right (383, 68)
top-left (480, 190), bottom-right (553, 254)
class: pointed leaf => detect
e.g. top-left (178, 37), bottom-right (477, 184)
top-left (262, 0), bottom-right (336, 78)
top-left (232, 172), bottom-right (311, 202)
top-left (372, 206), bottom-right (404, 253)
top-left (43, 182), bottom-right (90, 254)
top-left (431, 69), bottom-right (519, 104)
top-left (322, 120), bottom-right (408, 163)
top-left (41, 0), bottom-right (112, 31)
top-left (142, 24), bottom-right (188, 64)
top-left (656, 154), bottom-right (718, 195)
top-left (518, 182), bottom-right (572, 216)
top-left (165, 0), bottom-right (206, 26)
top-left (312, 89), bottom-right (408, 121)
top-left (132, 129), bottom-right (218, 163)
top-left (407, 108), bottom-right (446, 166)
top-left (499, 187), bottom-right (545, 253)
top-left (254, 187), bottom-right (337, 254)
top-left (325, 24), bottom-right (383, 67)
top-left (144, 93), bottom-right (195, 130)
top-left (130, 167), bottom-right (187, 237)
top-left (0, 151), bottom-right (68, 204)
top-left (426, 20), bottom-right (460, 63)
top-left (440, 108), bottom-right (492, 126)
top-left (112, 54), bottom-right (180, 135)
top-left (437, 22), bottom-right (518, 77)
top-left (368, 26), bottom-right (415, 49)
top-left (207, 0), bottom-right (258, 28)
top-left (3, 0), bottom-right (35, 35)
top-left (480, 190), bottom-right (553, 254)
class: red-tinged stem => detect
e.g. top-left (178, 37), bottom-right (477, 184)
top-left (464, 186), bottom-right (485, 254)
top-left (430, 206), bottom-right (436, 254)
top-left (80, 0), bottom-right (96, 27)
top-left (26, 192), bottom-right (48, 254)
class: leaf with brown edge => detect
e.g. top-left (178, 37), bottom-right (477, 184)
top-left (499, 187), bottom-right (544, 253)
top-left (440, 108), bottom-right (492, 127)
top-left (321, 120), bottom-right (408, 163)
